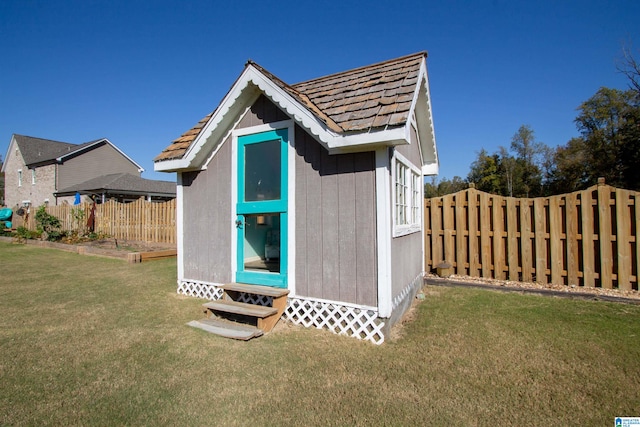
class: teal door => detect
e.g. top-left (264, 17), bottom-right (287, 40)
top-left (236, 129), bottom-right (288, 288)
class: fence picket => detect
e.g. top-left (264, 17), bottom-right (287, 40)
top-left (479, 192), bottom-right (492, 278)
top-left (520, 199), bottom-right (533, 282)
top-left (549, 196), bottom-right (563, 285)
top-left (581, 188), bottom-right (595, 287)
top-left (22, 199), bottom-right (176, 244)
top-left (506, 198), bottom-right (518, 281)
top-left (598, 184), bottom-right (613, 288)
top-left (565, 192), bottom-right (579, 286)
top-left (455, 192), bottom-right (468, 275)
top-left (533, 197), bottom-right (547, 284)
top-left (424, 182), bottom-right (638, 291)
top-left (616, 189), bottom-right (632, 290)
top-left (468, 188), bottom-right (479, 276)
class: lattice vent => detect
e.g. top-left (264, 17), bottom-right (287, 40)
top-left (392, 272), bottom-right (424, 310)
top-left (177, 280), bottom-right (386, 344)
top-left (177, 281), bottom-right (223, 300)
top-left (236, 293), bottom-right (273, 306)
top-left (284, 297), bottom-right (385, 345)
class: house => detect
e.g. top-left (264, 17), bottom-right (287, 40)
top-left (55, 173), bottom-right (176, 203)
top-left (1, 135), bottom-right (175, 208)
top-left (154, 52), bottom-right (438, 344)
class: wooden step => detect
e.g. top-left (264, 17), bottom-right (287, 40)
top-left (221, 282), bottom-right (290, 298)
top-left (187, 319), bottom-right (263, 340)
top-left (203, 300), bottom-right (277, 318)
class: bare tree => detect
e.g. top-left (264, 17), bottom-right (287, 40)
top-left (618, 44), bottom-right (640, 96)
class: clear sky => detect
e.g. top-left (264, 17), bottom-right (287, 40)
top-left (1, 0), bottom-right (639, 182)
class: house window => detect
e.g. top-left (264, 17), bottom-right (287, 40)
top-left (18, 170), bottom-right (22, 187)
top-left (392, 152), bottom-right (421, 237)
top-left (31, 170), bottom-right (36, 185)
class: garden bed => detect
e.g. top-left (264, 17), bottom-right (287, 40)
top-left (0, 235), bottom-right (176, 262)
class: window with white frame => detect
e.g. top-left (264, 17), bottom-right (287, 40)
top-left (31, 169), bottom-right (36, 185)
top-left (18, 169), bottom-right (22, 187)
top-left (393, 152), bottom-right (422, 236)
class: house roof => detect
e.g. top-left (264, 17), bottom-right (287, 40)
top-left (5, 134), bottom-right (144, 172)
top-left (155, 52), bottom-right (438, 174)
top-left (12, 135), bottom-right (78, 166)
top-left (55, 173), bottom-right (176, 197)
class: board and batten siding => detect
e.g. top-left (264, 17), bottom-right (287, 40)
top-left (57, 142), bottom-right (140, 190)
top-left (390, 126), bottom-right (424, 300)
top-left (238, 95), bottom-right (377, 306)
top-left (181, 136), bottom-right (233, 284)
top-left (295, 126), bottom-right (378, 307)
top-left (236, 94), bottom-right (290, 129)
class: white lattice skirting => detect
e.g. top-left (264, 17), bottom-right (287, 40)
top-left (392, 273), bottom-right (425, 312)
top-left (177, 280), bottom-right (386, 345)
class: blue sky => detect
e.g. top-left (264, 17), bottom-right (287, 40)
top-left (1, 0), bottom-right (639, 182)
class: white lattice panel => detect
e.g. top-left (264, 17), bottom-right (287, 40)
top-left (177, 280), bottom-right (386, 344)
top-left (283, 297), bottom-right (385, 345)
top-left (236, 293), bottom-right (273, 306)
top-left (177, 281), bottom-right (223, 300)
top-left (392, 272), bottom-right (424, 310)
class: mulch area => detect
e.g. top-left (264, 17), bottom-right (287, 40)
top-left (425, 273), bottom-right (640, 304)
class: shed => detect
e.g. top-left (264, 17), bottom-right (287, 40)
top-left (154, 52), bottom-right (438, 344)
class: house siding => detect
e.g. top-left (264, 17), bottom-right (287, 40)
top-left (181, 135), bottom-right (233, 284)
top-left (295, 125), bottom-right (377, 307)
top-left (3, 142), bottom-right (57, 208)
top-left (179, 96), bottom-right (378, 306)
top-left (57, 142), bottom-right (139, 190)
top-left (237, 94), bottom-right (290, 129)
top-left (390, 126), bottom-right (424, 301)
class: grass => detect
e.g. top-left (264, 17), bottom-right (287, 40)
top-left (1, 241), bottom-right (639, 426)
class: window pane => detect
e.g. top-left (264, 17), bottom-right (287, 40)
top-left (244, 139), bottom-right (281, 201)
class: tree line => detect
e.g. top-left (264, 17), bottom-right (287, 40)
top-left (426, 49), bottom-right (640, 198)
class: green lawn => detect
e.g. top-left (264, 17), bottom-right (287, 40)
top-left (1, 241), bottom-right (639, 426)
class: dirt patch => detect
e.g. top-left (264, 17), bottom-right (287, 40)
top-left (75, 238), bottom-right (175, 253)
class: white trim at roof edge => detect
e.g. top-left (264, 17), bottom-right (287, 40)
top-left (418, 61), bottom-right (439, 176)
top-left (406, 59), bottom-right (438, 176)
top-left (57, 138), bottom-right (145, 173)
top-left (154, 63), bottom-right (420, 172)
top-left (1, 135), bottom-right (17, 174)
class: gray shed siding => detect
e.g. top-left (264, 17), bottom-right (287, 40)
top-left (397, 123), bottom-right (422, 167)
top-left (57, 142), bottom-right (140, 190)
top-left (390, 128), bottom-right (424, 300)
top-left (181, 135), bottom-right (233, 284)
top-left (237, 94), bottom-right (290, 129)
top-left (295, 126), bottom-right (377, 307)
top-left (179, 95), bottom-right (378, 306)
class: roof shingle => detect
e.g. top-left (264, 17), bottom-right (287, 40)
top-left (155, 52), bottom-right (426, 162)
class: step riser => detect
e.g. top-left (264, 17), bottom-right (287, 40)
top-left (191, 283), bottom-right (290, 340)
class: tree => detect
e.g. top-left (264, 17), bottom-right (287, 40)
top-left (467, 149), bottom-right (502, 194)
top-left (467, 127), bottom-right (550, 197)
top-left (573, 87), bottom-right (639, 190)
top-left (618, 44), bottom-right (640, 97)
top-left (509, 125), bottom-right (546, 197)
top-left (424, 175), bottom-right (467, 198)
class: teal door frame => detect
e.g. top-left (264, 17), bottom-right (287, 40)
top-left (236, 128), bottom-right (288, 288)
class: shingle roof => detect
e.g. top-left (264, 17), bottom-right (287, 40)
top-left (55, 173), bottom-right (176, 196)
top-left (155, 52), bottom-right (426, 162)
top-left (291, 52), bottom-right (424, 132)
top-left (14, 134), bottom-right (78, 166)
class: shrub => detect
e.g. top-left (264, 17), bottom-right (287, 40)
top-left (35, 206), bottom-right (62, 241)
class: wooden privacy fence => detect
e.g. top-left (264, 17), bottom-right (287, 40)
top-left (22, 198), bottom-right (176, 244)
top-left (424, 180), bottom-right (639, 290)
